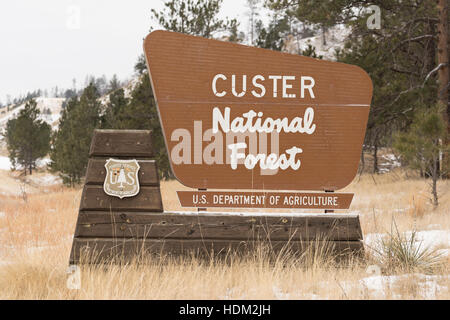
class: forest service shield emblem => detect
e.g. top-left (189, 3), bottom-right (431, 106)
top-left (103, 159), bottom-right (140, 199)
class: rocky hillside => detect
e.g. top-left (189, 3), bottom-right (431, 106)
top-left (283, 24), bottom-right (350, 60)
top-left (0, 77), bottom-right (141, 156)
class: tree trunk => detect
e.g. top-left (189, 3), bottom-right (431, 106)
top-left (373, 143), bottom-right (378, 174)
top-left (432, 177), bottom-right (438, 207)
top-left (432, 159), bottom-right (439, 207)
top-left (360, 147), bottom-right (365, 174)
top-left (437, 0), bottom-right (449, 177)
top-left (428, 19), bottom-right (441, 178)
top-left (29, 152), bottom-right (32, 175)
top-left (437, 0), bottom-right (449, 119)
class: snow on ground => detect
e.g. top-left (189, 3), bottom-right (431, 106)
top-left (0, 106), bottom-right (23, 127)
top-left (0, 157), bottom-right (61, 195)
top-left (0, 171), bottom-right (35, 196)
top-left (272, 286), bottom-right (292, 300)
top-left (365, 230), bottom-right (450, 256)
top-left (223, 273), bottom-right (450, 299)
top-left (35, 157), bottom-right (51, 168)
top-left (0, 156), bottom-right (51, 171)
top-left (40, 113), bottom-right (61, 130)
top-left (0, 97), bottom-right (65, 131)
top-left (412, 230), bottom-right (449, 250)
top-left (25, 173), bottom-right (62, 186)
top-left (322, 273), bottom-right (450, 299)
top-left (379, 154), bottom-right (402, 173)
top-left (0, 156), bottom-right (11, 170)
top-left (0, 78), bottom-right (138, 136)
top-left (382, 154), bottom-right (401, 167)
top-left (358, 274), bottom-right (449, 299)
top-left (283, 24), bottom-right (350, 60)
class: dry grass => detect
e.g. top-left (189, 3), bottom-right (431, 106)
top-left (0, 189), bottom-right (79, 254)
top-left (0, 168), bottom-right (448, 300)
top-left (343, 169), bottom-right (450, 235)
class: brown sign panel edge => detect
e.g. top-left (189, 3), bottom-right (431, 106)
top-left (143, 30), bottom-right (373, 191)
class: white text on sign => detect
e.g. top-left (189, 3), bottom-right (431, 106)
top-left (211, 74), bottom-right (316, 99)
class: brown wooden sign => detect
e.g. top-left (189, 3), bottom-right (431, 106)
top-left (177, 191), bottom-right (354, 210)
top-left (144, 31), bottom-right (372, 191)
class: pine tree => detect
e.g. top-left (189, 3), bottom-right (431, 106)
top-left (95, 75), bottom-right (108, 96)
top-left (128, 76), bottom-right (171, 179)
top-left (134, 55), bottom-right (147, 75)
top-left (254, 16), bottom-right (290, 51)
top-left (151, 0), bottom-right (239, 39)
top-left (101, 88), bottom-right (129, 129)
top-left (300, 44), bottom-right (323, 59)
top-left (50, 83), bottom-right (101, 186)
top-left (4, 99), bottom-right (51, 175)
top-left (50, 97), bottom-right (78, 185)
top-left (394, 104), bottom-right (449, 207)
top-left (108, 74), bottom-right (121, 93)
top-left (246, 0), bottom-right (260, 45)
top-left (336, 34), bottom-right (410, 173)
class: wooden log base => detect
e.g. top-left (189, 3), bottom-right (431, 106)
top-left (70, 212), bottom-right (364, 264)
top-left (70, 237), bottom-right (364, 264)
top-left (75, 212), bottom-right (362, 241)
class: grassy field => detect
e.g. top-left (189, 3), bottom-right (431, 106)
top-left (0, 169), bottom-right (448, 299)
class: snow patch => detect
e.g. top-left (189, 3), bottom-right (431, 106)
top-left (359, 274), bottom-right (449, 299)
top-left (0, 156), bottom-right (12, 170)
top-left (26, 174), bottom-right (62, 186)
top-left (0, 156), bottom-right (51, 171)
top-left (364, 233), bottom-right (385, 252)
top-left (301, 293), bottom-right (323, 300)
top-left (272, 286), bottom-right (290, 300)
top-left (283, 24), bottom-right (350, 61)
top-left (411, 230), bottom-right (450, 249)
top-left (35, 157), bottom-right (51, 168)
top-left (364, 230), bottom-right (450, 256)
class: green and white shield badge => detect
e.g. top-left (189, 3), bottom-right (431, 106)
top-left (103, 159), bottom-right (141, 199)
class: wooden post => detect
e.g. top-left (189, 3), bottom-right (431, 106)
top-left (69, 130), bottom-right (163, 264)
